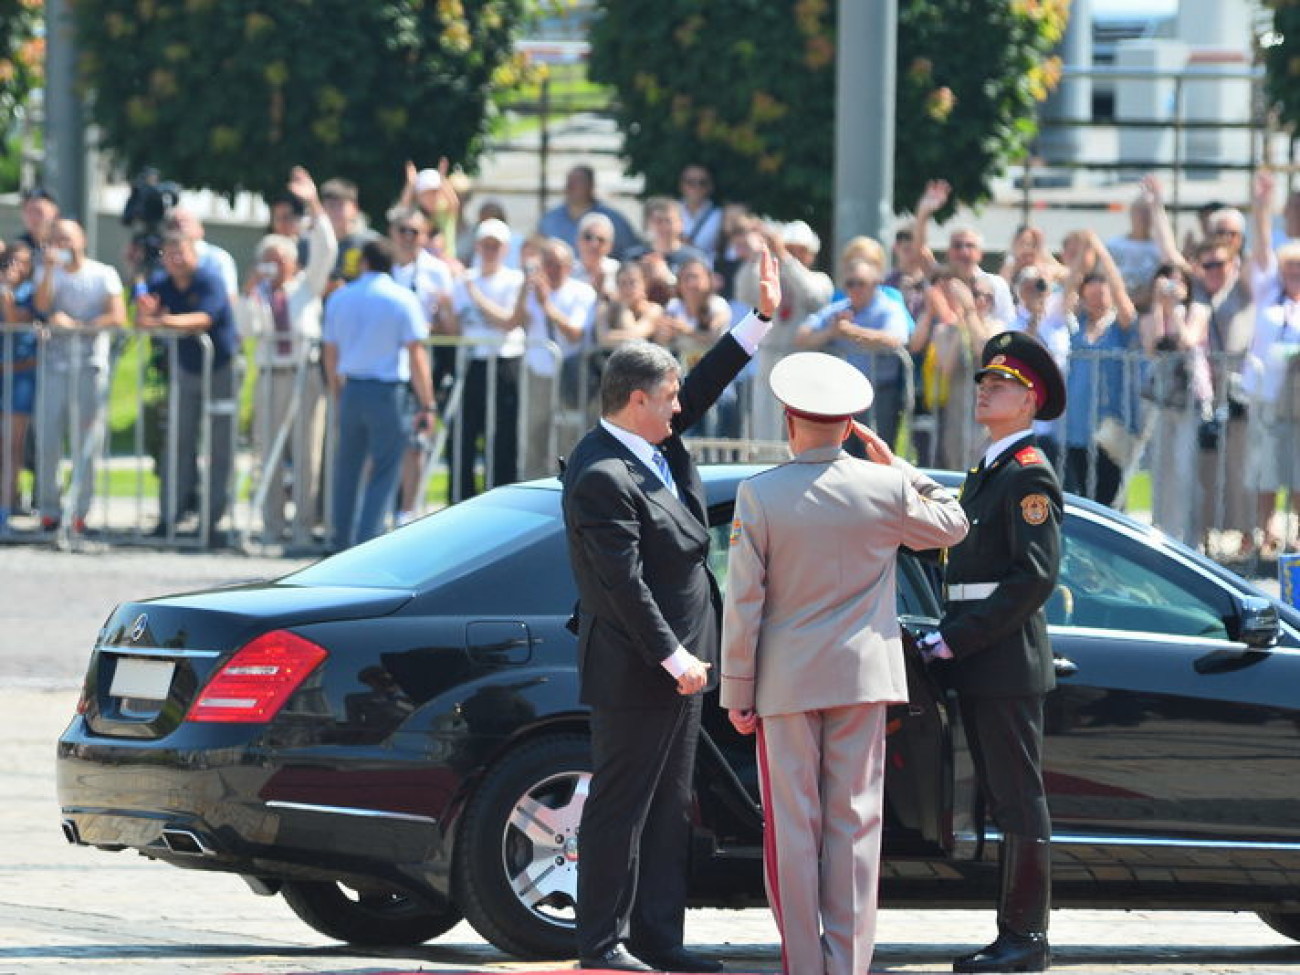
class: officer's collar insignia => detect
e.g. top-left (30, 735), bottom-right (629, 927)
top-left (1015, 446), bottom-right (1043, 467)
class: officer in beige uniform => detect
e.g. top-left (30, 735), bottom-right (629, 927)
top-left (720, 352), bottom-right (969, 975)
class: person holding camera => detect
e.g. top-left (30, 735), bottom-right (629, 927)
top-left (1140, 265), bottom-right (1210, 546)
top-left (512, 237), bottom-right (596, 479)
top-left (238, 167), bottom-right (337, 546)
top-left (32, 220), bottom-right (127, 534)
top-left (443, 218), bottom-right (525, 502)
top-left (18, 187), bottom-right (59, 258)
top-left (1188, 239), bottom-right (1255, 555)
top-left (1143, 173), bottom-right (1257, 555)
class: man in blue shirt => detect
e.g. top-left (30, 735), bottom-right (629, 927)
top-left (322, 238), bottom-right (435, 550)
top-left (795, 259), bottom-right (914, 451)
top-left (136, 233), bottom-right (240, 546)
top-left (538, 164), bottom-right (641, 261)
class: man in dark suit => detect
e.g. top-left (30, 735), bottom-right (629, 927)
top-left (919, 331), bottom-right (1066, 974)
top-left (562, 248), bottom-right (779, 972)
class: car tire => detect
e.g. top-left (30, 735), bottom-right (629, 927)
top-left (280, 880), bottom-right (461, 946)
top-left (453, 733), bottom-right (591, 959)
top-left (1259, 910), bottom-right (1300, 942)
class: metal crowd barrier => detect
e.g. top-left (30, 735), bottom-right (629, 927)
top-left (1, 322), bottom-right (1272, 561)
top-left (240, 334), bottom-right (328, 550)
top-left (239, 334), bottom-right (569, 551)
top-left (0, 323), bottom-right (240, 552)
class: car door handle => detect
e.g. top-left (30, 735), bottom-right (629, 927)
top-left (1053, 656), bottom-right (1078, 677)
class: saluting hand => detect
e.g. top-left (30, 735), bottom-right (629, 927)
top-left (852, 420), bottom-right (894, 466)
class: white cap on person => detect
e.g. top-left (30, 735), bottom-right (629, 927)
top-left (770, 351), bottom-right (873, 422)
top-left (475, 218), bottom-right (511, 244)
top-left (415, 168), bottom-right (442, 194)
top-left (781, 219), bottom-right (821, 255)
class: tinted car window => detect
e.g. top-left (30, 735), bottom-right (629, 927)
top-left (1054, 519), bottom-right (1229, 640)
top-left (286, 488), bottom-right (559, 590)
top-left (709, 521), bottom-right (734, 592)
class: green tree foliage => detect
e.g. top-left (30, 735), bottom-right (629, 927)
top-left (589, 0), bottom-right (1067, 231)
top-left (73, 0), bottom-right (533, 217)
top-left (1264, 3), bottom-right (1300, 137)
top-left (0, 0), bottom-right (43, 190)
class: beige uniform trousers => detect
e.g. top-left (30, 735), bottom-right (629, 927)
top-left (757, 703), bottom-right (888, 975)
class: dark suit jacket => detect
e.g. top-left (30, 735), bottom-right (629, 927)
top-left (941, 436), bottom-right (1062, 698)
top-left (562, 333), bottom-right (750, 708)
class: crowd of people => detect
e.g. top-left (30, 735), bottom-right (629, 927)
top-left (1, 158), bottom-right (1298, 555)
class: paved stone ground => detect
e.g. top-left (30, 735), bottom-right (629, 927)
top-left (4, 545), bottom-right (1300, 973)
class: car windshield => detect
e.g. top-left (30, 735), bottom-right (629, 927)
top-left (284, 488), bottom-right (560, 590)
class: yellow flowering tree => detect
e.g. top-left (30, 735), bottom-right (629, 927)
top-left (73, 0), bottom-right (535, 216)
top-left (0, 0), bottom-right (43, 189)
top-left (589, 0), bottom-right (1068, 229)
top-left (1264, 3), bottom-right (1300, 141)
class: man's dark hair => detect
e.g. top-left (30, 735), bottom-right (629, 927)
top-left (361, 237), bottom-right (395, 274)
top-left (600, 341), bottom-right (680, 416)
top-left (271, 191), bottom-right (306, 218)
top-left (22, 185), bottom-right (57, 205)
top-left (1197, 200), bottom-right (1227, 221)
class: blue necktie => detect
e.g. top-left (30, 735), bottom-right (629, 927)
top-left (652, 449), bottom-right (677, 497)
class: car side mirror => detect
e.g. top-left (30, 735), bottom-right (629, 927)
top-left (1229, 595), bottom-right (1279, 649)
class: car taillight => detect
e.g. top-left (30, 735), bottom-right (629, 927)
top-left (187, 630), bottom-right (327, 723)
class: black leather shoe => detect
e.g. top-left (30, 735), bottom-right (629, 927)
top-left (630, 945), bottom-right (724, 972)
top-left (576, 945), bottom-right (656, 971)
top-left (953, 931), bottom-right (1050, 973)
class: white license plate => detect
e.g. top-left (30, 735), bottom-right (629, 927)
top-left (109, 657), bottom-right (175, 701)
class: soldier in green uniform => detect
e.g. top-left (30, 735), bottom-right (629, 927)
top-left (918, 330), bottom-right (1066, 974)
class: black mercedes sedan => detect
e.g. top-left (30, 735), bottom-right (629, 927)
top-left (57, 467), bottom-right (1300, 959)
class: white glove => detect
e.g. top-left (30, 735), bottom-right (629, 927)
top-left (919, 631), bottom-right (954, 662)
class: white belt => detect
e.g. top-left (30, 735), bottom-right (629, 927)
top-left (946, 582), bottom-right (998, 602)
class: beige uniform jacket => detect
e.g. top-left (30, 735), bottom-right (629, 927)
top-left (720, 446), bottom-right (969, 717)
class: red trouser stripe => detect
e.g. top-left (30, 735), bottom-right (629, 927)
top-left (755, 720), bottom-right (789, 975)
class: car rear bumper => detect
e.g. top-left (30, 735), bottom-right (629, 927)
top-left (56, 720), bottom-right (455, 901)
